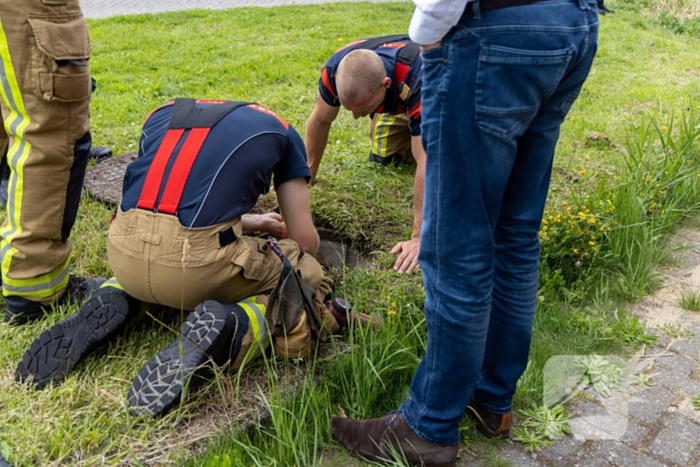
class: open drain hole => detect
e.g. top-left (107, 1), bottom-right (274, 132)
top-left (315, 226), bottom-right (370, 271)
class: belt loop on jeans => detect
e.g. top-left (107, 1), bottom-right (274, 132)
top-left (473, 0), bottom-right (481, 20)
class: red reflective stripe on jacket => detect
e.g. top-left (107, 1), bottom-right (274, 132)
top-left (249, 104), bottom-right (289, 130)
top-left (380, 42), bottom-right (407, 49)
top-left (321, 68), bottom-right (335, 98)
top-left (156, 127), bottom-right (210, 214)
top-left (394, 62), bottom-right (410, 86)
top-left (136, 128), bottom-right (184, 211)
top-left (408, 102), bottom-right (422, 119)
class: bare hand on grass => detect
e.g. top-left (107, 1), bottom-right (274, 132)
top-left (391, 238), bottom-right (420, 274)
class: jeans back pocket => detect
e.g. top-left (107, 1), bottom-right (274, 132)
top-left (475, 43), bottom-right (573, 139)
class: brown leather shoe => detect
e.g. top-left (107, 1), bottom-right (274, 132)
top-left (465, 399), bottom-right (511, 439)
top-left (331, 411), bottom-right (458, 467)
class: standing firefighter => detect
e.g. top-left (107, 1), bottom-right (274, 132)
top-left (0, 0), bottom-right (105, 324)
top-left (17, 99), bottom-right (368, 417)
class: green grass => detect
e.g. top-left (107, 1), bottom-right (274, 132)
top-left (0, 1), bottom-right (699, 465)
top-left (679, 289), bottom-right (700, 311)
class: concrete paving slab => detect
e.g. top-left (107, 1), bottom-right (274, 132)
top-left (589, 441), bottom-right (667, 467)
top-left (649, 415), bottom-right (700, 466)
top-left (627, 385), bottom-right (676, 425)
top-left (655, 352), bottom-right (698, 376)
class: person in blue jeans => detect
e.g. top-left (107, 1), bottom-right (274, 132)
top-left (330, 0), bottom-right (600, 465)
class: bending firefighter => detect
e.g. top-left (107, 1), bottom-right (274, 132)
top-left (306, 35), bottom-right (424, 273)
top-left (16, 98), bottom-right (366, 417)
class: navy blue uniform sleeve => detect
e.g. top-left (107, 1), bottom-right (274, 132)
top-left (408, 110), bottom-right (422, 136)
top-left (273, 125), bottom-right (311, 189)
top-left (406, 58), bottom-right (422, 137)
top-left (318, 65), bottom-right (340, 107)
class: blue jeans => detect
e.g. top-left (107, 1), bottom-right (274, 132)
top-left (401, 0), bottom-right (599, 445)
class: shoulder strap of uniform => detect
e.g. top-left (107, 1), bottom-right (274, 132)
top-left (136, 99), bottom-right (253, 214)
top-left (169, 98), bottom-right (252, 129)
top-left (353, 34), bottom-right (409, 52)
top-left (354, 35), bottom-right (420, 67)
top-left (397, 42), bottom-right (421, 66)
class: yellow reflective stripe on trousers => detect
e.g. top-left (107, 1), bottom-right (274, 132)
top-left (0, 257), bottom-right (70, 298)
top-left (371, 114), bottom-right (397, 157)
top-left (0, 20), bottom-right (69, 298)
top-left (100, 277), bottom-right (124, 291)
top-left (239, 297), bottom-right (269, 360)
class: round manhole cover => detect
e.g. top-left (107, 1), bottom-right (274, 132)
top-left (83, 152), bottom-right (137, 206)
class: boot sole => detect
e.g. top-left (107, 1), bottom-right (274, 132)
top-left (16, 290), bottom-right (132, 389)
top-left (127, 300), bottom-right (234, 417)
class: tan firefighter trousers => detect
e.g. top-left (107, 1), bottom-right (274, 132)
top-left (0, 0), bottom-right (92, 303)
top-left (106, 208), bottom-right (340, 359)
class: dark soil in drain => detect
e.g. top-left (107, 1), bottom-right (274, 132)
top-left (315, 227), bottom-right (370, 271)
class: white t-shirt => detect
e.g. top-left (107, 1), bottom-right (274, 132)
top-left (409, 0), bottom-right (472, 45)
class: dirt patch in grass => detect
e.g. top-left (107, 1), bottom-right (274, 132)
top-left (633, 226), bottom-right (700, 333)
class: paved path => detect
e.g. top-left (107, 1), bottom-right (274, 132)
top-left (456, 227), bottom-right (700, 466)
top-left (82, 2), bottom-right (700, 466)
top-left (81, 0), bottom-right (403, 19)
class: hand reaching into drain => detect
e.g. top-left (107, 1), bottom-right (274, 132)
top-left (242, 213), bottom-right (288, 239)
top-left (391, 237), bottom-right (420, 274)
top-left (261, 212), bottom-right (288, 239)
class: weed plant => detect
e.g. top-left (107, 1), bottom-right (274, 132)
top-left (540, 109), bottom-right (700, 301)
top-left (679, 289), bottom-right (700, 311)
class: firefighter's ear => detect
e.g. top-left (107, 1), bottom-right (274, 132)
top-left (380, 77), bottom-right (391, 89)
